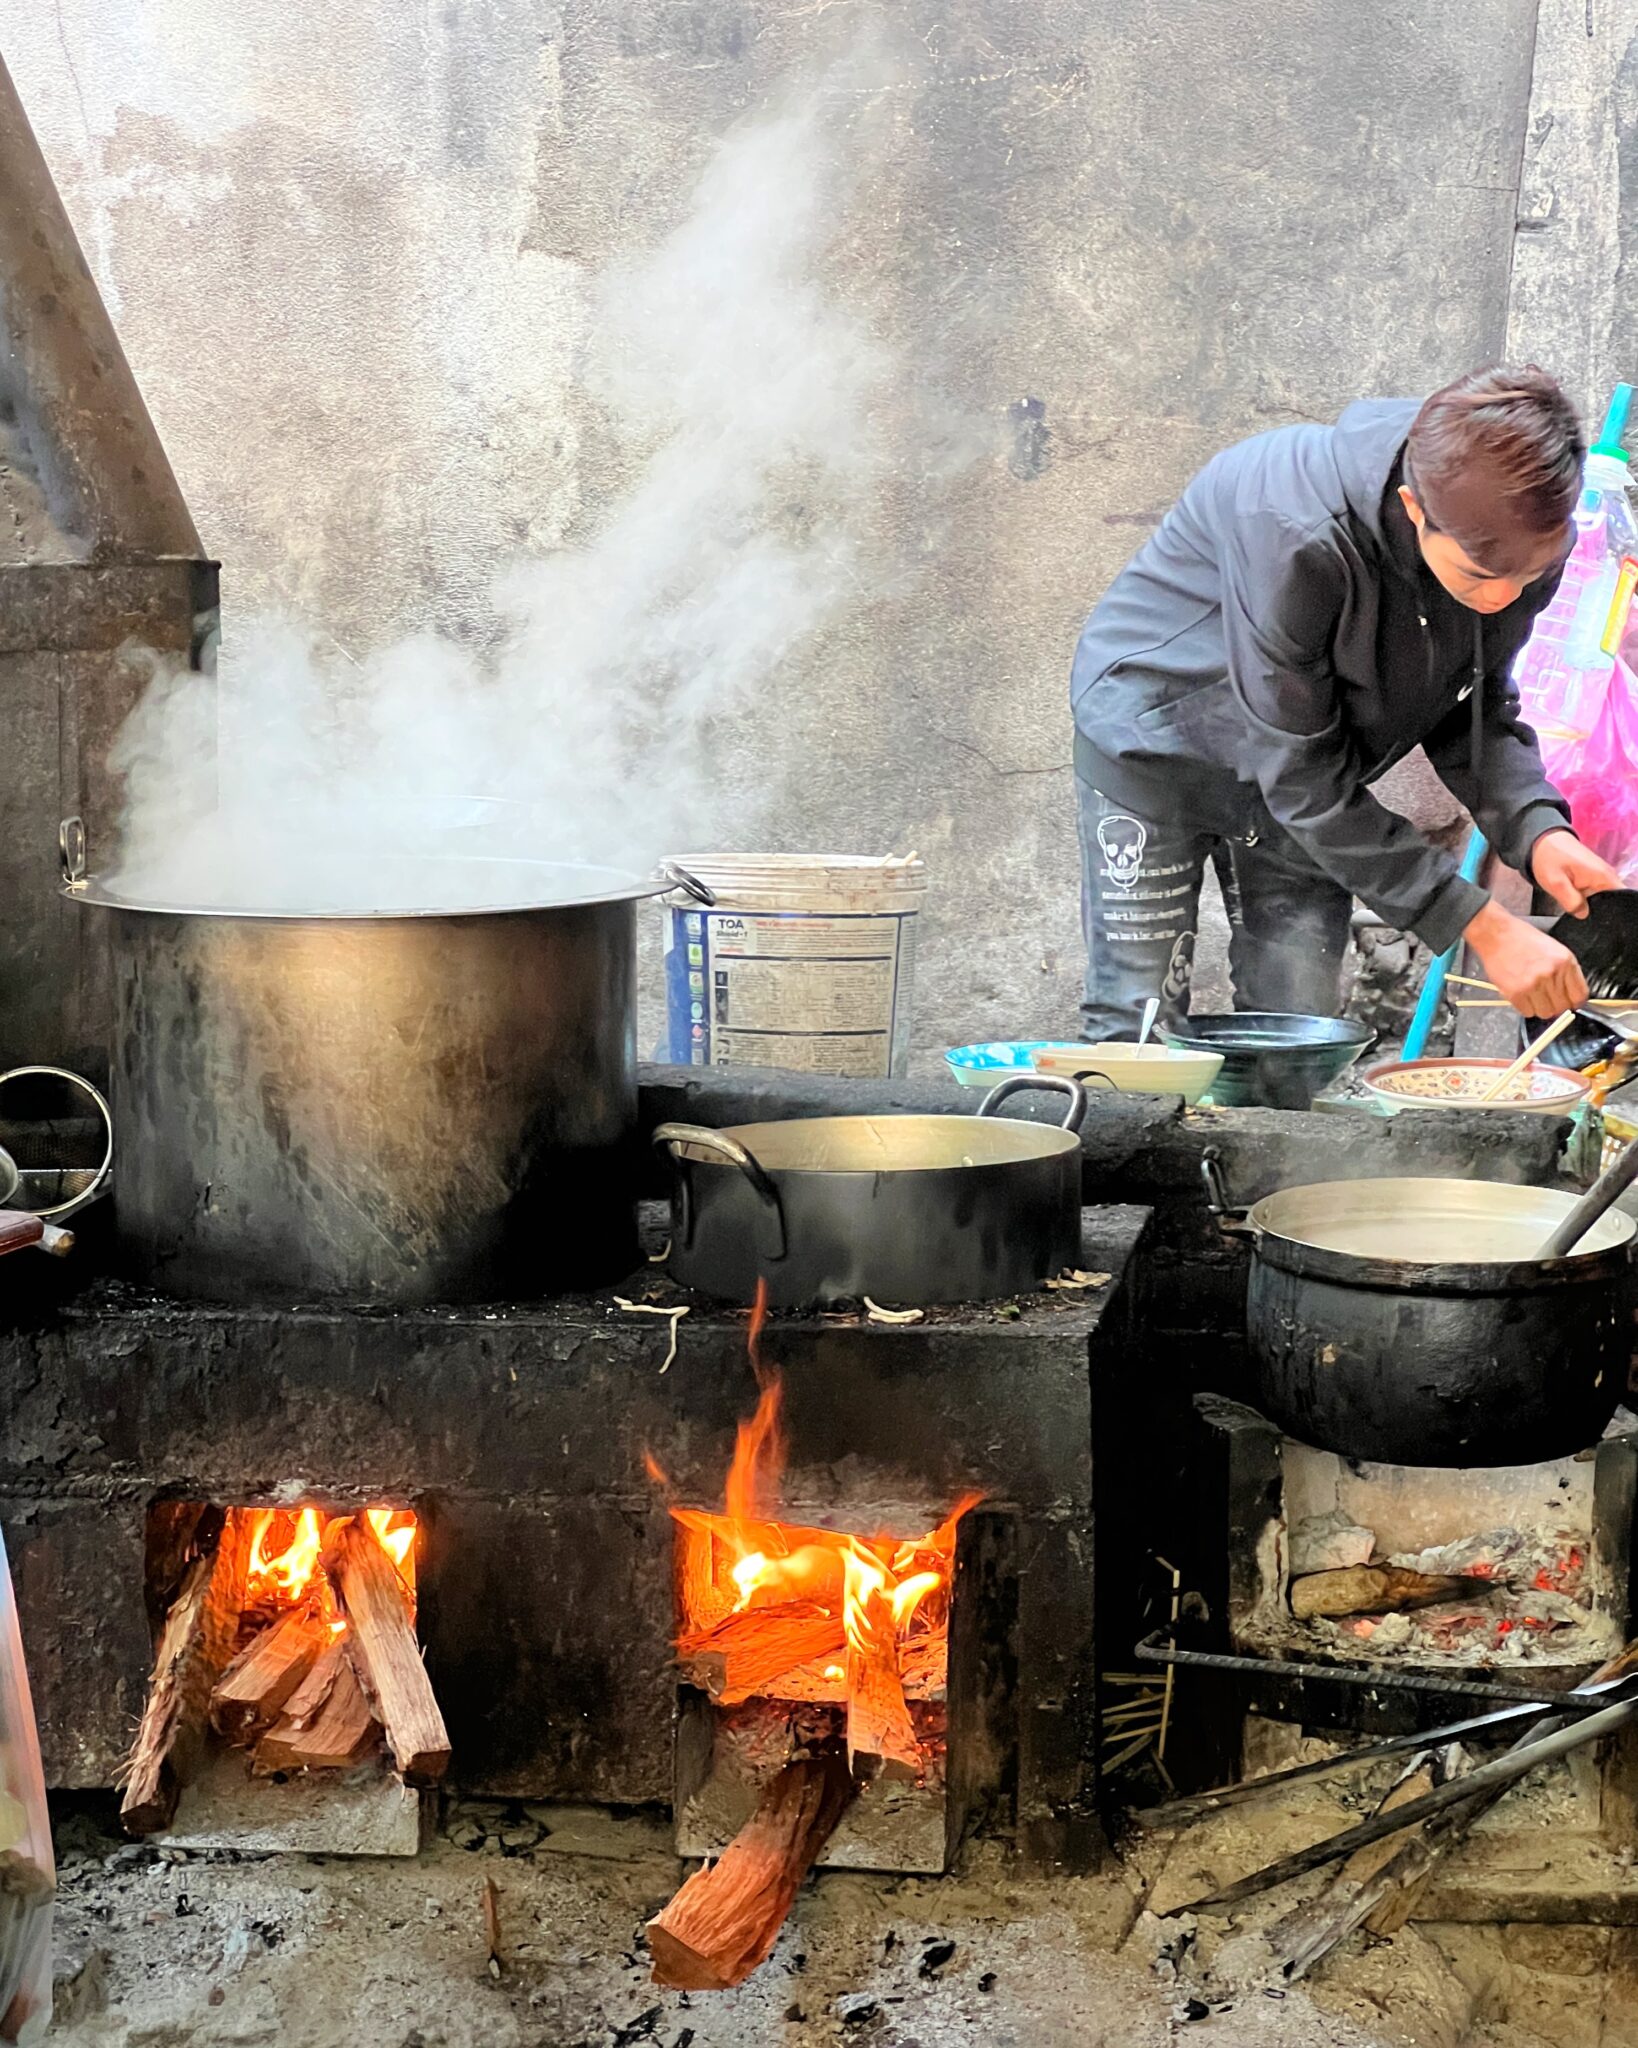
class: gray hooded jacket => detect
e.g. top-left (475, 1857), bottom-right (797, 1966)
top-left (1070, 399), bottom-right (1571, 955)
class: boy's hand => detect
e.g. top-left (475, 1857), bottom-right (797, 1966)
top-left (1531, 829), bottom-right (1622, 919)
top-left (1464, 898), bottom-right (1588, 1016)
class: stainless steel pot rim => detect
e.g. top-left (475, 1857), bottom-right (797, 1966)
top-left (1247, 1175), bottom-right (1635, 1286)
top-left (66, 858), bottom-right (671, 920)
top-left (665, 1113), bottom-right (1082, 1171)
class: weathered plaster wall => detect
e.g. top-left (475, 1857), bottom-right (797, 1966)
top-left (5, 2), bottom-right (1541, 1056)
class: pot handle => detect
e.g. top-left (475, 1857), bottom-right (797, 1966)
top-left (976, 1072), bottom-right (1088, 1132)
top-left (59, 816), bottom-right (87, 890)
top-left (1200, 1146), bottom-right (1256, 1239)
top-left (657, 862), bottom-right (717, 908)
top-left (652, 1122), bottom-right (788, 1263)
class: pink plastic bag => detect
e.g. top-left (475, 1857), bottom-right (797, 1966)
top-left (1535, 657), bottom-right (1638, 881)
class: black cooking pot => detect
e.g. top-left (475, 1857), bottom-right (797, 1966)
top-left (1203, 1151), bottom-right (1635, 1466)
top-left (1161, 1013), bottom-right (1373, 1110)
top-left (653, 1074), bottom-right (1086, 1308)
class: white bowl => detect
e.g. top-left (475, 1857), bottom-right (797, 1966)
top-left (1031, 1041), bottom-right (1224, 1104)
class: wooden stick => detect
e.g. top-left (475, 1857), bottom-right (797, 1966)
top-left (845, 1630), bottom-right (920, 1779)
top-left (1479, 1010), bottom-right (1576, 1101)
top-left (121, 1513), bottom-right (251, 1834)
top-left (647, 1757), bottom-right (853, 1990)
top-left (678, 1606), bottom-right (847, 1705)
top-left (1289, 1566), bottom-right (1484, 1621)
top-left (1266, 1745), bottom-right (1463, 1978)
top-left (323, 1517), bottom-right (449, 1781)
top-left (254, 1648), bottom-right (378, 1772)
top-left (210, 1604), bottom-right (329, 1741)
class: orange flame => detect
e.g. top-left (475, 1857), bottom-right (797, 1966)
top-left (243, 1505), bottom-right (417, 1609)
top-left (657, 1271), bottom-right (981, 1709)
top-left (246, 1508), bottom-right (325, 1603)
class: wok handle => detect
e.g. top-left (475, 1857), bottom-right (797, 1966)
top-left (651, 1122), bottom-right (788, 1263)
top-left (1539, 1133), bottom-right (1638, 1258)
top-left (976, 1072), bottom-right (1087, 1132)
top-left (1200, 1147), bottom-right (1256, 1238)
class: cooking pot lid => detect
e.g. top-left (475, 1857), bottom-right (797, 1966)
top-left (67, 856), bottom-right (669, 919)
top-left (1248, 1176), bottom-right (1635, 1264)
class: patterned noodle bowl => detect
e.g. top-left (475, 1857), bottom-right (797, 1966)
top-left (1361, 1057), bottom-right (1592, 1115)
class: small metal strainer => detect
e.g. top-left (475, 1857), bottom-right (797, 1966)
top-left (0, 1067), bottom-right (113, 1218)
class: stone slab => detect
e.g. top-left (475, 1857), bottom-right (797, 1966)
top-left (164, 1747), bottom-right (424, 1857)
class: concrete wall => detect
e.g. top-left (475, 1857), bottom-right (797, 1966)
top-left (4, 2), bottom-right (1553, 1058)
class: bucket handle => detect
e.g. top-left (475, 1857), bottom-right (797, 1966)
top-left (977, 1072), bottom-right (1087, 1133)
top-left (59, 816), bottom-right (87, 890)
top-left (657, 862), bottom-right (717, 908)
top-left (652, 1122), bottom-right (788, 1263)
top-left (1200, 1146), bottom-right (1256, 1239)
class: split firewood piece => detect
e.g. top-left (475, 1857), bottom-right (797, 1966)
top-left (122, 1512), bottom-right (252, 1834)
top-left (210, 1603), bottom-right (330, 1743)
top-left (1289, 1566), bottom-right (1483, 1620)
top-left (1266, 1744), bottom-right (1465, 1979)
top-left (648, 1755), bottom-right (854, 1991)
top-left (677, 1605), bottom-right (847, 1705)
top-left (846, 1629), bottom-right (920, 1779)
top-left (323, 1516), bottom-right (449, 1781)
top-left (255, 1647), bottom-right (379, 1773)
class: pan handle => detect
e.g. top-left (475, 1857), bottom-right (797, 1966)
top-left (1200, 1146), bottom-right (1256, 1239)
top-left (652, 1122), bottom-right (788, 1263)
top-left (976, 1072), bottom-right (1087, 1132)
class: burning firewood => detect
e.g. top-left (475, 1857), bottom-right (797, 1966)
top-left (253, 1643), bottom-right (380, 1773)
top-left (323, 1516), bottom-right (449, 1781)
top-left (1289, 1566), bottom-right (1484, 1620)
top-left (841, 1546), bottom-right (921, 1778)
top-left (121, 1513), bottom-right (251, 1834)
top-left (210, 1603), bottom-right (331, 1741)
top-left (648, 1755), bottom-right (853, 1991)
top-left (678, 1605), bottom-right (847, 1705)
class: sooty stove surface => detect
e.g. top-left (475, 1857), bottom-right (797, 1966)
top-left (0, 1205), bottom-right (1148, 1870)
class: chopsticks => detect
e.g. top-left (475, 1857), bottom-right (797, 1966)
top-left (1478, 1010), bottom-right (1578, 1102)
top-left (1447, 974), bottom-right (1636, 1011)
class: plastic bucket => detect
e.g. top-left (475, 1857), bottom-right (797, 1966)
top-left (662, 853), bottom-right (926, 1077)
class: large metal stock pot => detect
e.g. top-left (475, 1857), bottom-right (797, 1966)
top-left (1203, 1150), bottom-right (1636, 1466)
top-left (67, 825), bottom-right (702, 1304)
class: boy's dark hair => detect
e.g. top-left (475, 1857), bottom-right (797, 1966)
top-left (1404, 364), bottom-right (1585, 577)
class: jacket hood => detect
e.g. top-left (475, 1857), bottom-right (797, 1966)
top-left (1330, 397), bottom-right (1421, 553)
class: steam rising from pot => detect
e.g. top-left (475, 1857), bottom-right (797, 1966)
top-left (105, 94), bottom-right (895, 914)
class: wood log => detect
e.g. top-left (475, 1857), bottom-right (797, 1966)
top-left (254, 1647), bottom-right (379, 1773)
top-left (648, 1756), bottom-right (853, 1990)
top-left (1289, 1567), bottom-right (1482, 1620)
top-left (210, 1604), bottom-right (330, 1741)
top-left (677, 1605), bottom-right (846, 1705)
top-left (121, 1513), bottom-right (251, 1834)
top-left (324, 1516), bottom-right (449, 1780)
top-left (846, 1631), bottom-right (920, 1779)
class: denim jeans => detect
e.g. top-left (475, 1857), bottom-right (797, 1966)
top-left (1076, 777), bottom-right (1354, 1040)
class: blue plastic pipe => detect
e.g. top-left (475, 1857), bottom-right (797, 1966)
top-left (1400, 830), bottom-right (1488, 1062)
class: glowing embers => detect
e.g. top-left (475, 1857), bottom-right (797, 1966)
top-left (121, 1504), bottom-right (446, 1837)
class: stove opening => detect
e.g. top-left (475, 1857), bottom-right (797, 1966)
top-left (124, 1501), bottom-right (448, 1842)
top-left (645, 1286), bottom-right (988, 1990)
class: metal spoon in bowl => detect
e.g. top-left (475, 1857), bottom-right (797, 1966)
top-left (1137, 995), bottom-right (1159, 1049)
